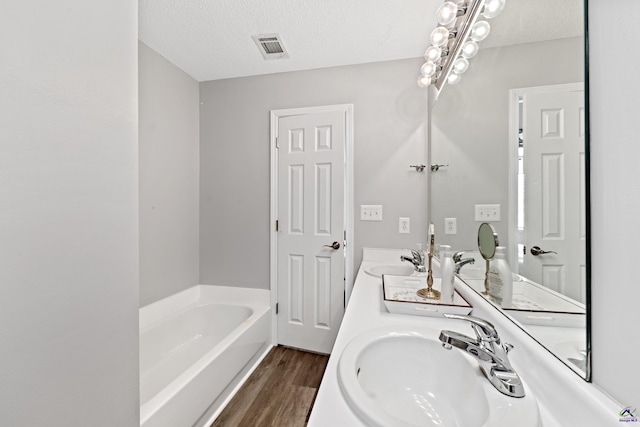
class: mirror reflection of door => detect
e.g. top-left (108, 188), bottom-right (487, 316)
top-left (517, 83), bottom-right (586, 303)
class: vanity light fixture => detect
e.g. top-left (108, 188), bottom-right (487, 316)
top-left (417, 0), bottom-right (505, 93)
top-left (470, 20), bottom-right (491, 42)
top-left (461, 40), bottom-right (479, 59)
top-left (447, 72), bottom-right (462, 85)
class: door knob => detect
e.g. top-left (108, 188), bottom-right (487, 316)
top-left (530, 246), bottom-right (558, 256)
top-left (323, 241), bottom-right (341, 250)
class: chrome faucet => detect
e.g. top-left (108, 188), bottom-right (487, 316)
top-left (452, 251), bottom-right (466, 263)
top-left (439, 313), bottom-right (525, 398)
top-left (453, 251), bottom-right (475, 273)
top-left (400, 248), bottom-right (426, 273)
top-left (454, 258), bottom-right (475, 274)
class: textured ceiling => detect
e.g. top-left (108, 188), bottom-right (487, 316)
top-left (139, 0), bottom-right (583, 82)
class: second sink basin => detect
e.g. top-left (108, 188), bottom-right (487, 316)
top-left (338, 326), bottom-right (540, 427)
top-left (364, 263), bottom-right (415, 278)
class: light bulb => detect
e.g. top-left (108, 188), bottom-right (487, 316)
top-left (417, 75), bottom-right (432, 88)
top-left (470, 21), bottom-right (491, 42)
top-left (430, 26), bottom-right (451, 47)
top-left (482, 0), bottom-right (506, 19)
top-left (461, 40), bottom-right (479, 59)
top-left (453, 57), bottom-right (469, 74)
top-left (420, 61), bottom-right (439, 78)
top-left (424, 46), bottom-right (442, 62)
top-left (437, 1), bottom-right (459, 26)
top-left (447, 72), bottom-right (462, 85)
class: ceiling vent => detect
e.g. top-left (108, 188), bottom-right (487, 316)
top-left (252, 34), bottom-right (289, 60)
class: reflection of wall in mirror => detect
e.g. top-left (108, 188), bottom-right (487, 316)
top-left (430, 36), bottom-right (584, 258)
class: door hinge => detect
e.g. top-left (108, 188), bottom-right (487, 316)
top-left (276, 137), bottom-right (279, 148)
top-left (275, 303), bottom-right (279, 315)
top-left (276, 220), bottom-right (279, 231)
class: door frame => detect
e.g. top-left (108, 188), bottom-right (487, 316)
top-left (508, 83), bottom-right (584, 271)
top-left (269, 104), bottom-right (354, 346)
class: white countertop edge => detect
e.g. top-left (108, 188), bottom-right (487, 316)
top-left (308, 249), bottom-right (621, 427)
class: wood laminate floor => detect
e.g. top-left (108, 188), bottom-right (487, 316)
top-left (211, 346), bottom-right (329, 427)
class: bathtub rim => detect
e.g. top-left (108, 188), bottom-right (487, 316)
top-left (140, 284), bottom-right (269, 330)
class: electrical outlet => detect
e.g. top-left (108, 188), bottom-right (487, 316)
top-left (445, 217), bottom-right (456, 234)
top-left (399, 217), bottom-right (410, 234)
top-left (360, 205), bottom-right (383, 221)
top-left (475, 204), bottom-right (501, 221)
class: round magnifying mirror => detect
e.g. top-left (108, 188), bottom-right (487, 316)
top-left (478, 222), bottom-right (499, 260)
top-left (477, 223), bottom-right (499, 296)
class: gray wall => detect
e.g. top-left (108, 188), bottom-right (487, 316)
top-left (200, 58), bottom-right (429, 287)
top-left (590, 0), bottom-right (640, 408)
top-left (0, 2), bottom-right (139, 426)
top-left (431, 37), bottom-right (584, 251)
top-left (139, 42), bottom-right (200, 306)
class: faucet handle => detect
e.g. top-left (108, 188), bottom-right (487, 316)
top-left (452, 251), bottom-right (465, 262)
top-left (409, 248), bottom-right (424, 263)
top-left (443, 313), bottom-right (499, 342)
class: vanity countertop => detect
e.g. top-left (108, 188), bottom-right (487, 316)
top-left (307, 248), bottom-right (621, 427)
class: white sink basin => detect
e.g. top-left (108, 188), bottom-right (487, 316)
top-left (364, 264), bottom-right (415, 278)
top-left (338, 326), bottom-right (540, 427)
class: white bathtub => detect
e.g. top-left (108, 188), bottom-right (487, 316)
top-left (140, 285), bottom-right (271, 427)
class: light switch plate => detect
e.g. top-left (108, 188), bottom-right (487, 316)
top-left (475, 204), bottom-right (501, 221)
top-left (361, 205), bottom-right (383, 221)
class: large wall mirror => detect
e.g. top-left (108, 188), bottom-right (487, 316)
top-left (429, 0), bottom-right (589, 379)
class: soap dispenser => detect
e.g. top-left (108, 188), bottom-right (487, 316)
top-left (439, 245), bottom-right (455, 304)
top-left (488, 246), bottom-right (513, 308)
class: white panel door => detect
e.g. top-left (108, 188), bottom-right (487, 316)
top-left (522, 87), bottom-right (585, 302)
top-left (277, 110), bottom-right (345, 354)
